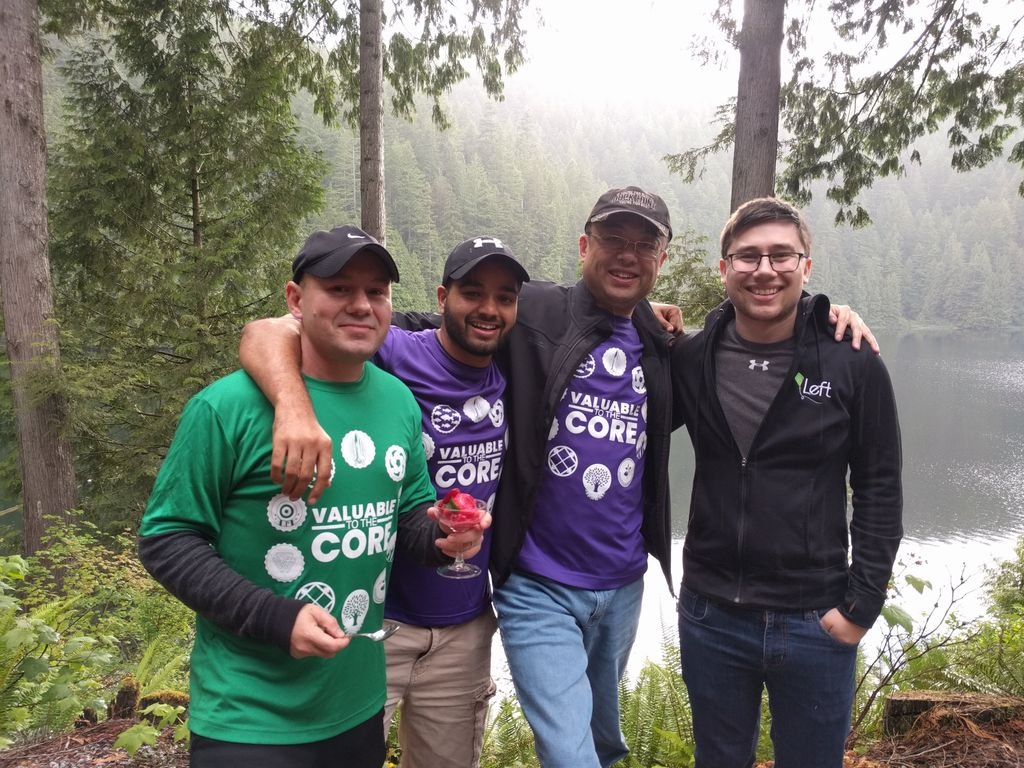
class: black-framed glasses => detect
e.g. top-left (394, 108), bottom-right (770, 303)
top-left (590, 233), bottom-right (663, 260)
top-left (725, 251), bottom-right (805, 273)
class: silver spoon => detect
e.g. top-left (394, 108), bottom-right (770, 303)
top-left (347, 622), bottom-right (400, 642)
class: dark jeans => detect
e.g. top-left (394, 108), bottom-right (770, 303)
top-left (678, 588), bottom-right (858, 768)
top-left (190, 708), bottom-right (384, 768)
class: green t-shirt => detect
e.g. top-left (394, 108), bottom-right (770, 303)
top-left (141, 366), bottom-right (434, 744)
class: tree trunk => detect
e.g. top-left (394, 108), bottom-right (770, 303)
top-left (731, 0), bottom-right (785, 211)
top-left (0, 0), bottom-right (79, 554)
top-left (359, 0), bottom-right (386, 242)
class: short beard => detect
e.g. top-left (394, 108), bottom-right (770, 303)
top-left (442, 312), bottom-right (504, 358)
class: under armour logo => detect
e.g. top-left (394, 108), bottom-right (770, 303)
top-left (749, 360), bottom-right (769, 371)
top-left (472, 236), bottom-right (504, 250)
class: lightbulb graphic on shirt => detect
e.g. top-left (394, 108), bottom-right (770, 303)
top-left (341, 430), bottom-right (375, 469)
top-left (603, 347), bottom-right (627, 376)
top-left (464, 395), bottom-right (491, 423)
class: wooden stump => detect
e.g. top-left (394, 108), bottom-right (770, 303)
top-left (883, 690), bottom-right (1024, 735)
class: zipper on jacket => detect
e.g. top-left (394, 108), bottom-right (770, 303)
top-left (734, 455), bottom-right (748, 603)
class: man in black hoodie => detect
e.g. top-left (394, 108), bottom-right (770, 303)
top-left (672, 197), bottom-right (903, 768)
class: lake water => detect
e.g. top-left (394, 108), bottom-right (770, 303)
top-left (493, 330), bottom-right (1024, 693)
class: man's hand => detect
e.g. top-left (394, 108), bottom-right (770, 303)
top-left (651, 301), bottom-right (685, 336)
top-left (429, 505), bottom-right (492, 561)
top-left (829, 304), bottom-right (880, 353)
top-left (290, 604), bottom-right (351, 658)
top-left (271, 401), bottom-right (333, 504)
top-left (819, 607), bottom-right (868, 646)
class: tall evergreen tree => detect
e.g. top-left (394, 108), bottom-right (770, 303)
top-left (0, 0), bottom-right (78, 555)
top-left (48, 1), bottom-right (325, 525)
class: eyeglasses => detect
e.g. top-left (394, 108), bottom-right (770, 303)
top-left (725, 252), bottom-right (805, 273)
top-left (590, 233), bottom-right (663, 260)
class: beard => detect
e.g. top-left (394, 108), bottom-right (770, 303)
top-left (442, 311), bottom-right (507, 358)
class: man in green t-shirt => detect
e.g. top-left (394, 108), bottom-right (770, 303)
top-left (139, 225), bottom-right (489, 768)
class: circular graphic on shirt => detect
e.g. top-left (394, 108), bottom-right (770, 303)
top-left (618, 458), bottom-right (636, 488)
top-left (635, 431), bottom-right (648, 460)
top-left (641, 400), bottom-right (648, 422)
top-left (384, 445), bottom-right (407, 482)
top-left (422, 432), bottom-right (436, 460)
top-left (547, 445), bottom-right (578, 477)
top-left (464, 396), bottom-right (491, 423)
top-left (489, 398), bottom-right (505, 428)
top-left (267, 494), bottom-right (307, 532)
top-left (548, 418), bottom-right (559, 441)
top-left (574, 354), bottom-right (596, 379)
top-left (308, 458), bottom-right (337, 491)
top-left (340, 589), bottom-right (370, 634)
top-left (603, 347), bottom-right (627, 377)
top-left (296, 581), bottom-right (336, 613)
top-left (431, 404), bottom-right (461, 434)
top-left (373, 569), bottom-right (387, 604)
top-left (385, 529), bottom-right (397, 563)
top-left (340, 430), bottom-right (375, 469)
top-left (265, 543), bottom-right (304, 583)
top-left (632, 366), bottom-right (646, 394)
top-left (582, 464), bottom-right (613, 500)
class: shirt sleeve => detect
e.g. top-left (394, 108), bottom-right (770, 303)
top-left (138, 395), bottom-right (302, 653)
top-left (842, 353), bottom-right (904, 628)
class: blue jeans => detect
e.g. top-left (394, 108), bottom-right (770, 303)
top-left (678, 588), bottom-right (858, 768)
top-left (493, 571), bottom-right (644, 768)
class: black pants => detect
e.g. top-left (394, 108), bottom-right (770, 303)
top-left (190, 708), bottom-right (385, 768)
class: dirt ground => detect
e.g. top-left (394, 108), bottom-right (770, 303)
top-left (1, 710), bottom-right (1022, 768)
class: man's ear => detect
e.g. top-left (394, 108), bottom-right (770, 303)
top-left (578, 232), bottom-right (589, 263)
top-left (285, 280), bottom-right (303, 320)
top-left (437, 284), bottom-right (448, 314)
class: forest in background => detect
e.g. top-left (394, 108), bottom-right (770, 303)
top-left (42, 52), bottom-right (1024, 331)
top-left (289, 79), bottom-right (1024, 331)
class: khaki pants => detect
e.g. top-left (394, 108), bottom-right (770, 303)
top-left (384, 609), bottom-right (498, 768)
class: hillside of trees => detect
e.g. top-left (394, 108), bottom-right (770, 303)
top-left (294, 80), bottom-right (1024, 330)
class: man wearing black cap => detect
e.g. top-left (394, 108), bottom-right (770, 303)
top-left (238, 191), bottom-right (871, 768)
top-left (377, 237), bottom-right (528, 768)
top-left (139, 226), bottom-right (486, 768)
top-left (240, 234), bottom-right (529, 768)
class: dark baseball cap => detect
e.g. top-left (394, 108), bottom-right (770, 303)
top-left (587, 186), bottom-right (673, 241)
top-left (292, 225), bottom-right (400, 283)
top-left (442, 236), bottom-right (530, 285)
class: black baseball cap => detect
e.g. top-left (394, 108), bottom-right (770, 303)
top-left (292, 225), bottom-right (400, 283)
top-left (587, 186), bottom-right (673, 241)
top-left (442, 236), bottom-right (530, 285)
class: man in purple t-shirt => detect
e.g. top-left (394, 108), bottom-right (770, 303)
top-left (376, 237), bottom-right (528, 767)
top-left (239, 237), bottom-right (529, 768)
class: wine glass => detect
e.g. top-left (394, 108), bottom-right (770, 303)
top-left (436, 496), bottom-right (487, 579)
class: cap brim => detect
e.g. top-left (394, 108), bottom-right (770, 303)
top-left (589, 209), bottom-right (671, 239)
top-left (448, 252), bottom-right (530, 283)
top-left (303, 242), bottom-right (400, 283)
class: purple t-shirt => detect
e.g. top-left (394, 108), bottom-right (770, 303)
top-left (517, 316), bottom-right (649, 589)
top-left (377, 328), bottom-right (506, 625)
